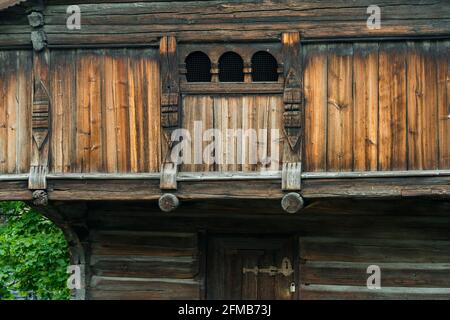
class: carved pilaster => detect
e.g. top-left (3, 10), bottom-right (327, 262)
top-left (281, 32), bottom-right (304, 152)
top-left (29, 48), bottom-right (50, 190)
top-left (160, 36), bottom-right (180, 162)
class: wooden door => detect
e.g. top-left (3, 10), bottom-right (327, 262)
top-left (207, 235), bottom-right (297, 300)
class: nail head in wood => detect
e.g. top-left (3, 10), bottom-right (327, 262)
top-left (159, 193), bottom-right (179, 212)
top-left (281, 192), bottom-right (304, 214)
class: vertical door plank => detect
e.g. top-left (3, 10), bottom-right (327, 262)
top-left (327, 44), bottom-right (353, 171)
top-left (353, 43), bottom-right (379, 171)
top-left (304, 44), bottom-right (328, 172)
top-left (378, 43), bottom-right (407, 171)
top-left (407, 42), bottom-right (439, 170)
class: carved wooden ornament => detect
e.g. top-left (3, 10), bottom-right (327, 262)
top-left (282, 32), bottom-right (304, 152)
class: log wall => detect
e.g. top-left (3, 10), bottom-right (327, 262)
top-left (1, 0), bottom-right (449, 46)
top-left (74, 199), bottom-right (450, 300)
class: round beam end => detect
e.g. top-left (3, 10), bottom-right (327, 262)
top-left (159, 193), bottom-right (179, 212)
top-left (281, 192), bottom-right (304, 214)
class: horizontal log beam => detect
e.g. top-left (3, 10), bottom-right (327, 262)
top-left (1, 172), bottom-right (449, 201)
top-left (0, 0), bottom-right (449, 47)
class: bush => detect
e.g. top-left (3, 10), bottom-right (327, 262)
top-left (0, 201), bottom-right (70, 300)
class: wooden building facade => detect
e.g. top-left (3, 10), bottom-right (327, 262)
top-left (0, 0), bottom-right (450, 299)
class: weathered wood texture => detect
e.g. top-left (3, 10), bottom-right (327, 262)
top-left (0, 50), bottom-right (32, 174)
top-left (181, 95), bottom-right (283, 172)
top-left (1, 0), bottom-right (449, 46)
top-left (304, 40), bottom-right (450, 171)
top-left (49, 48), bottom-right (161, 173)
top-left (88, 230), bottom-right (200, 300)
top-left (74, 199), bottom-right (450, 299)
top-left (1, 41), bottom-right (449, 176)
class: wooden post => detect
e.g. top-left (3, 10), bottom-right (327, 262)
top-left (159, 36), bottom-right (180, 162)
top-left (28, 2), bottom-right (50, 198)
top-left (281, 32), bottom-right (304, 153)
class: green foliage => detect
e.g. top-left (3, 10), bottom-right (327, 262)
top-left (0, 201), bottom-right (70, 300)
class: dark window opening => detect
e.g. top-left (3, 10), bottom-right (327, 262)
top-left (251, 51), bottom-right (278, 82)
top-left (219, 52), bottom-right (244, 82)
top-left (185, 51), bottom-right (212, 82)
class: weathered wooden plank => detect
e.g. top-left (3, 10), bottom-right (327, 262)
top-left (300, 284), bottom-right (450, 300)
top-left (437, 41), bottom-right (450, 169)
top-left (304, 44), bottom-right (327, 172)
top-left (353, 43), bottom-right (378, 171)
top-left (145, 54), bottom-right (161, 172)
top-left (88, 51), bottom-right (104, 172)
top-left (378, 42), bottom-right (407, 170)
top-left (327, 44), bottom-right (353, 171)
top-left (407, 42), bottom-right (439, 170)
top-left (113, 50), bottom-right (130, 173)
top-left (181, 95), bottom-right (214, 172)
top-left (103, 52), bottom-right (118, 172)
top-left (89, 277), bottom-right (200, 299)
top-left (76, 50), bottom-right (91, 173)
top-left (299, 237), bottom-right (450, 263)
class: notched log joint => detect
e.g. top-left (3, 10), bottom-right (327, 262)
top-left (27, 1), bottom-right (47, 51)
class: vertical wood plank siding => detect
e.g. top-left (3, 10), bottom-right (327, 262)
top-left (0, 50), bottom-right (32, 174)
top-left (304, 41), bottom-right (449, 172)
top-left (49, 48), bottom-right (161, 173)
top-left (0, 41), bottom-right (448, 175)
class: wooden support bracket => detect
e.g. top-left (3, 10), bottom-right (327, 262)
top-left (160, 163), bottom-right (178, 190)
top-left (282, 162), bottom-right (302, 191)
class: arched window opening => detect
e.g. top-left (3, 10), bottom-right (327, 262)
top-left (251, 51), bottom-right (278, 82)
top-left (218, 52), bottom-right (244, 82)
top-left (185, 51), bottom-right (212, 82)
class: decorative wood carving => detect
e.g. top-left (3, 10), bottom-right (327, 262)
top-left (29, 49), bottom-right (50, 190)
top-left (160, 36), bottom-right (180, 162)
top-left (281, 32), bottom-right (304, 152)
top-left (282, 162), bottom-right (302, 191)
